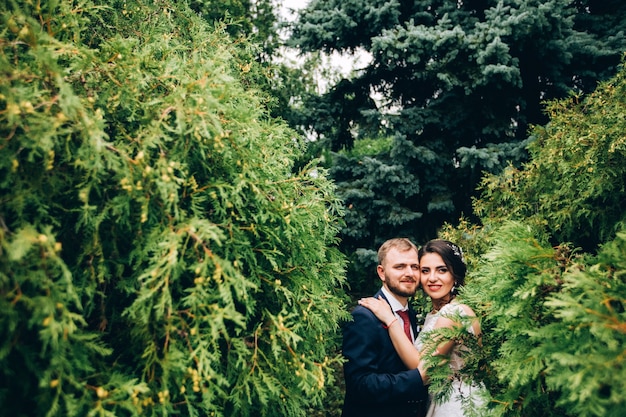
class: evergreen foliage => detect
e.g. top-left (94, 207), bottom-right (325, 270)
top-left (476, 58), bottom-right (626, 250)
top-left (334, 135), bottom-right (426, 239)
top-left (0, 1), bottom-right (348, 416)
top-left (330, 134), bottom-right (425, 293)
top-left (438, 62), bottom-right (626, 416)
top-left (539, 232), bottom-right (626, 417)
top-left (185, 0), bottom-right (311, 128)
top-left (457, 222), bottom-right (626, 417)
top-left (188, 0), bottom-right (279, 55)
top-left (289, 0), bottom-right (626, 265)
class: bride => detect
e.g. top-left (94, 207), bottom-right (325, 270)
top-left (359, 239), bottom-right (487, 417)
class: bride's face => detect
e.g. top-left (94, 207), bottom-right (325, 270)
top-left (419, 252), bottom-right (454, 301)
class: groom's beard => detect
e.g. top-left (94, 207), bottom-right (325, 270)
top-left (386, 277), bottom-right (418, 299)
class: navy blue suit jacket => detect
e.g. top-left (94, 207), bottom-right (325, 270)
top-left (341, 290), bottom-right (427, 417)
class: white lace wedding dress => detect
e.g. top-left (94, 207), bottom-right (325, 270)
top-left (415, 302), bottom-right (487, 417)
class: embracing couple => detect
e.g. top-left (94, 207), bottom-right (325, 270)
top-left (341, 238), bottom-right (485, 417)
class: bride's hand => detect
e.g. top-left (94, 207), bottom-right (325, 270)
top-left (358, 296), bottom-right (396, 325)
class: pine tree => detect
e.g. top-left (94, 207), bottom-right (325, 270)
top-left (0, 1), bottom-right (348, 416)
top-left (476, 55), bottom-right (626, 250)
top-left (289, 0), bottom-right (626, 265)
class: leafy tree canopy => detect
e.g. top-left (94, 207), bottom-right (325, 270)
top-left (0, 1), bottom-right (348, 416)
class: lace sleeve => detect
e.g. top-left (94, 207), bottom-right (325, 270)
top-left (439, 303), bottom-right (476, 335)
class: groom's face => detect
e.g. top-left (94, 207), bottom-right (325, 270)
top-left (378, 247), bottom-right (420, 300)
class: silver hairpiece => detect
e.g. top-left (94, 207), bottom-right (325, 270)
top-left (447, 242), bottom-right (466, 264)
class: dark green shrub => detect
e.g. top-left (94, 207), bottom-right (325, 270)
top-left (0, 1), bottom-right (348, 416)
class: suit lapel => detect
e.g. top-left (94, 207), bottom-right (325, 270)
top-left (377, 290), bottom-right (419, 341)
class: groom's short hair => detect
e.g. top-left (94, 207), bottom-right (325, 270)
top-left (377, 238), bottom-right (418, 265)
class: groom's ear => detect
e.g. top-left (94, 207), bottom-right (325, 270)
top-left (376, 264), bottom-right (386, 282)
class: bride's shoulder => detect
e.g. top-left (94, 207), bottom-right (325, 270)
top-left (443, 301), bottom-right (476, 318)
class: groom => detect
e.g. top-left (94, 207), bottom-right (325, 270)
top-left (341, 238), bottom-right (427, 417)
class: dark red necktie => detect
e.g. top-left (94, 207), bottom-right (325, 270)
top-left (396, 310), bottom-right (412, 341)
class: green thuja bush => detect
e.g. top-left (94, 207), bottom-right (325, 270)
top-left (0, 1), bottom-right (348, 416)
top-left (475, 59), bottom-right (626, 251)
top-left (539, 230), bottom-right (626, 416)
top-left (443, 61), bottom-right (626, 416)
top-left (457, 222), bottom-right (626, 417)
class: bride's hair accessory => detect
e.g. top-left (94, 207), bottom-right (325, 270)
top-left (446, 242), bottom-right (466, 265)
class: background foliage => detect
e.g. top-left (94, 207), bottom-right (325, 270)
top-left (0, 1), bottom-right (348, 416)
top-left (434, 60), bottom-right (626, 417)
top-left (475, 64), bottom-right (626, 250)
top-left (289, 0), bottom-right (626, 287)
top-left (2, 0), bottom-right (626, 416)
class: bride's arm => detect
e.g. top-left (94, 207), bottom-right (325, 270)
top-left (386, 317), bottom-right (426, 374)
top-left (358, 297), bottom-right (424, 372)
